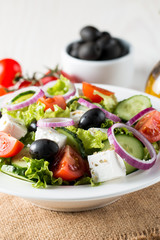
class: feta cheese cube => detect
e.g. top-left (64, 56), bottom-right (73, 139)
top-left (88, 128), bottom-right (108, 135)
top-left (70, 110), bottom-right (85, 126)
top-left (35, 127), bottom-right (67, 149)
top-left (0, 114), bottom-right (27, 140)
top-left (88, 150), bottom-right (126, 183)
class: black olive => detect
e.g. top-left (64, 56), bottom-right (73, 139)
top-left (96, 32), bottom-right (111, 50)
top-left (28, 120), bottom-right (37, 132)
top-left (78, 42), bottom-right (101, 60)
top-left (69, 42), bottom-right (82, 58)
top-left (100, 38), bottom-right (122, 60)
top-left (78, 108), bottom-right (106, 130)
top-left (0, 111), bottom-right (2, 118)
top-left (80, 26), bottom-right (100, 41)
top-left (29, 139), bottom-right (59, 162)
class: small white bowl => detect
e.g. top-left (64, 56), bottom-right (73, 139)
top-left (61, 38), bottom-right (134, 87)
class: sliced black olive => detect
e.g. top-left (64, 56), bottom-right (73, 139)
top-left (80, 26), bottom-right (100, 41)
top-left (78, 108), bottom-right (106, 130)
top-left (78, 42), bottom-right (101, 60)
top-left (29, 139), bottom-right (59, 162)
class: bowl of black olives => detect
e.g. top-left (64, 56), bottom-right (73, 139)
top-left (61, 26), bottom-right (134, 87)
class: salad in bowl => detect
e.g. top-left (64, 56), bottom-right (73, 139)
top-left (0, 76), bottom-right (159, 189)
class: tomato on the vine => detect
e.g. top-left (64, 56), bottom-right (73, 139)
top-left (0, 58), bottom-right (22, 88)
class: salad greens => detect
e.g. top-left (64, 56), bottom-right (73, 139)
top-left (0, 78), bottom-right (159, 189)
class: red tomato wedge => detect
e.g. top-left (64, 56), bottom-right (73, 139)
top-left (135, 110), bottom-right (160, 143)
top-left (37, 96), bottom-right (66, 111)
top-left (53, 145), bottom-right (86, 181)
top-left (0, 132), bottom-right (24, 158)
top-left (82, 82), bottom-right (114, 103)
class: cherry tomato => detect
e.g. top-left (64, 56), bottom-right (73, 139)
top-left (0, 132), bottom-right (24, 158)
top-left (61, 70), bottom-right (82, 83)
top-left (0, 86), bottom-right (7, 96)
top-left (37, 96), bottom-right (66, 111)
top-left (135, 110), bottom-right (160, 143)
top-left (52, 145), bottom-right (86, 181)
top-left (0, 59), bottom-right (22, 88)
top-left (41, 71), bottom-right (58, 85)
top-left (82, 82), bottom-right (114, 103)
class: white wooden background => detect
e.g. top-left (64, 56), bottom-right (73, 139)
top-left (0, 0), bottom-right (159, 91)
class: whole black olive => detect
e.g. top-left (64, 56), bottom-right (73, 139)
top-left (101, 38), bottom-right (121, 60)
top-left (0, 111), bottom-right (2, 118)
top-left (78, 108), bottom-right (106, 130)
top-left (96, 33), bottom-right (111, 50)
top-left (29, 139), bottom-right (59, 162)
top-left (78, 42), bottom-right (101, 60)
top-left (28, 120), bottom-right (37, 132)
top-left (69, 42), bottom-right (82, 58)
top-left (80, 26), bottom-right (100, 41)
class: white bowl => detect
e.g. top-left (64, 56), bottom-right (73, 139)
top-left (0, 84), bottom-right (160, 212)
top-left (61, 39), bottom-right (134, 87)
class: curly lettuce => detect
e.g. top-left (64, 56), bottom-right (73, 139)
top-left (47, 75), bottom-right (70, 96)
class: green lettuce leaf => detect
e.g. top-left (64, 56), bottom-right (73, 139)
top-left (67, 126), bottom-right (108, 154)
top-left (0, 158), bottom-right (11, 168)
top-left (143, 142), bottom-right (159, 160)
top-left (47, 75), bottom-right (70, 96)
top-left (23, 157), bottom-right (62, 188)
top-left (74, 176), bottom-right (100, 186)
top-left (94, 90), bottom-right (117, 112)
top-left (20, 131), bottom-right (35, 146)
top-left (3, 102), bottom-right (70, 126)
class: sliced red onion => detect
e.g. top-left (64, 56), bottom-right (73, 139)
top-left (37, 117), bottom-right (75, 127)
top-left (126, 107), bottom-right (155, 126)
top-left (107, 123), bottom-right (157, 170)
top-left (78, 98), bottom-right (121, 122)
top-left (42, 80), bottom-right (76, 100)
top-left (4, 87), bottom-right (44, 111)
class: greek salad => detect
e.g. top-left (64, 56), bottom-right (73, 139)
top-left (0, 76), bottom-right (159, 188)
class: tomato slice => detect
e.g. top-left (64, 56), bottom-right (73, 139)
top-left (135, 110), bottom-right (160, 143)
top-left (82, 82), bottom-right (114, 103)
top-left (37, 96), bottom-right (66, 111)
top-left (53, 145), bottom-right (86, 181)
top-left (0, 132), bottom-right (24, 158)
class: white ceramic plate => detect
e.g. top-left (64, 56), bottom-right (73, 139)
top-left (0, 84), bottom-right (160, 212)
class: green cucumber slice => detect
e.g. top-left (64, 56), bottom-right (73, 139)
top-left (114, 95), bottom-right (152, 121)
top-left (11, 90), bottom-right (35, 104)
top-left (11, 147), bottom-right (30, 169)
top-left (56, 127), bottom-right (86, 158)
top-left (1, 165), bottom-right (32, 182)
top-left (102, 134), bottom-right (144, 174)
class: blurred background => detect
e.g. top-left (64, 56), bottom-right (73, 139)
top-left (0, 0), bottom-right (159, 91)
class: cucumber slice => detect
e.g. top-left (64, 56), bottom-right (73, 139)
top-left (102, 134), bottom-right (144, 174)
top-left (11, 147), bottom-right (30, 169)
top-left (1, 165), bottom-right (32, 182)
top-left (11, 90), bottom-right (35, 104)
top-left (114, 95), bottom-right (152, 121)
top-left (56, 127), bottom-right (86, 158)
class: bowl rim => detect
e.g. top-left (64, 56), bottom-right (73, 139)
top-left (62, 38), bottom-right (134, 66)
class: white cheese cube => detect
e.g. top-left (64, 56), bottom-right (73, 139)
top-left (88, 150), bottom-right (126, 183)
top-left (35, 127), bottom-right (67, 149)
top-left (88, 128), bottom-right (108, 135)
top-left (70, 110), bottom-right (85, 126)
top-left (0, 114), bottom-right (27, 140)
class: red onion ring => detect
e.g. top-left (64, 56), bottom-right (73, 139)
top-left (42, 80), bottom-right (76, 100)
top-left (126, 107), bottom-right (155, 126)
top-left (107, 123), bottom-right (157, 170)
top-left (37, 117), bottom-right (75, 127)
top-left (4, 87), bottom-right (44, 111)
top-left (78, 98), bottom-right (121, 122)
